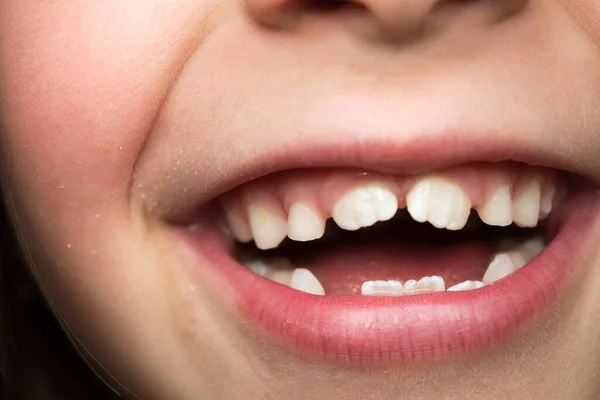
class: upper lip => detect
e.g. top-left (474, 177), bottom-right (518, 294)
top-left (149, 129), bottom-right (593, 223)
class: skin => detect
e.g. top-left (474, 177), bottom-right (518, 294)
top-left (1, 0), bottom-right (600, 399)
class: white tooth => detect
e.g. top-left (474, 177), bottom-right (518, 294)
top-left (287, 202), bottom-right (326, 242)
top-left (290, 268), bottom-right (325, 295)
top-left (332, 184), bottom-right (398, 231)
top-left (406, 176), bottom-right (471, 230)
top-left (224, 207), bottom-right (253, 243)
top-left (360, 280), bottom-right (404, 296)
top-left (518, 237), bottom-right (545, 262)
top-left (403, 276), bottom-right (445, 295)
top-left (539, 184), bottom-right (556, 219)
top-left (476, 185), bottom-right (512, 227)
top-left (513, 179), bottom-right (541, 228)
top-left (267, 269), bottom-right (294, 286)
top-left (244, 260), bottom-right (271, 277)
top-left (508, 251), bottom-right (527, 270)
top-left (247, 203), bottom-right (288, 250)
top-left (447, 280), bottom-right (486, 292)
top-left (245, 259), bottom-right (294, 285)
top-left (482, 253), bottom-right (516, 284)
top-left (498, 237), bottom-right (545, 270)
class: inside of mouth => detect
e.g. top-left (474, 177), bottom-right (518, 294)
top-left (204, 163), bottom-right (565, 296)
top-left (236, 210), bottom-right (547, 296)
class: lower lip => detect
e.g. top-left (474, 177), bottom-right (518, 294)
top-left (177, 193), bottom-right (599, 363)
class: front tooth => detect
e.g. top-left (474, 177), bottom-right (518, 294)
top-left (287, 202), bottom-right (326, 242)
top-left (447, 280), bottom-right (486, 292)
top-left (332, 184), bottom-right (398, 231)
top-left (290, 268), bottom-right (325, 295)
top-left (513, 178), bottom-right (541, 227)
top-left (403, 276), bottom-right (446, 295)
top-left (406, 176), bottom-right (472, 230)
top-left (482, 253), bottom-right (516, 284)
top-left (360, 280), bottom-right (404, 296)
top-left (476, 185), bottom-right (512, 227)
top-left (247, 203), bottom-right (288, 250)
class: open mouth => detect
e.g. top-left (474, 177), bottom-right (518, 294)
top-left (171, 158), bottom-right (599, 363)
top-left (224, 163), bottom-right (563, 295)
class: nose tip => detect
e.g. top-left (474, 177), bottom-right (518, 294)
top-left (357, 0), bottom-right (446, 36)
top-left (246, 0), bottom-right (452, 37)
top-left (245, 0), bottom-right (305, 28)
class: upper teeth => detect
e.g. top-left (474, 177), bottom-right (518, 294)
top-left (287, 202), bottom-right (326, 242)
top-left (228, 167), bottom-right (553, 298)
top-left (475, 185), bottom-right (512, 227)
top-left (512, 177), bottom-right (542, 228)
top-left (220, 168), bottom-right (559, 249)
top-left (406, 176), bottom-right (472, 231)
top-left (246, 203), bottom-right (288, 250)
top-left (331, 184), bottom-right (398, 231)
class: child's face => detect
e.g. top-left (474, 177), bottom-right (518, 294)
top-left (2, 1), bottom-right (600, 398)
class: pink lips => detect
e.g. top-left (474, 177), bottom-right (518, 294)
top-left (176, 193), bottom-right (599, 362)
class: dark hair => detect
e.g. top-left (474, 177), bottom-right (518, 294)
top-left (0, 180), bottom-right (117, 398)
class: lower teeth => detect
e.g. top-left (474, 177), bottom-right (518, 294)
top-left (241, 236), bottom-right (546, 296)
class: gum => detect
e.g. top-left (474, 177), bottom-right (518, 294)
top-left (218, 162), bottom-right (563, 238)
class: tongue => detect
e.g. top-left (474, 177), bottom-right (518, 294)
top-left (295, 241), bottom-right (494, 295)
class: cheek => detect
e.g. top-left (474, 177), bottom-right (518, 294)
top-left (559, 0), bottom-right (600, 46)
top-left (0, 0), bottom-right (205, 216)
top-left (0, 2), bottom-right (215, 387)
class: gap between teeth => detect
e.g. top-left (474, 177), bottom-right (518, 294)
top-left (243, 237), bottom-right (545, 296)
top-left (225, 172), bottom-right (557, 250)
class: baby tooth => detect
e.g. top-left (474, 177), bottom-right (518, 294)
top-left (508, 251), bottom-right (527, 270)
top-left (244, 260), bottom-right (271, 277)
top-left (360, 280), bottom-right (404, 296)
top-left (497, 237), bottom-right (545, 270)
top-left (482, 253), bottom-right (516, 284)
top-left (518, 237), bottom-right (545, 263)
top-left (476, 185), bottom-right (512, 227)
top-left (290, 268), bottom-right (325, 295)
top-left (247, 203), bottom-right (288, 250)
top-left (403, 276), bottom-right (446, 295)
top-left (267, 269), bottom-right (294, 286)
top-left (513, 179), bottom-right (541, 228)
top-left (287, 202), bottom-right (326, 242)
top-left (224, 207), bottom-right (253, 243)
top-left (244, 259), bottom-right (295, 285)
top-left (447, 280), bottom-right (486, 292)
top-left (539, 184), bottom-right (556, 219)
top-left (332, 184), bottom-right (398, 231)
top-left (406, 176), bottom-right (471, 231)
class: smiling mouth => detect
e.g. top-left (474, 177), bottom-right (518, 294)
top-left (169, 148), bottom-right (599, 363)
top-left (223, 163), bottom-right (563, 294)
